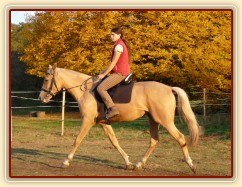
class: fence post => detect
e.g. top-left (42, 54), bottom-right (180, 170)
top-left (203, 88), bottom-right (206, 126)
top-left (61, 89), bottom-right (66, 136)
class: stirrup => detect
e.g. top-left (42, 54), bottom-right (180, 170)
top-left (105, 108), bottom-right (110, 124)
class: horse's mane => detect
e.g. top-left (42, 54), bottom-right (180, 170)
top-left (57, 68), bottom-right (91, 79)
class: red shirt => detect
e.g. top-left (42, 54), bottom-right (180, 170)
top-left (111, 38), bottom-right (130, 76)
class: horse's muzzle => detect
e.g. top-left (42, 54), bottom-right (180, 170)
top-left (38, 94), bottom-right (49, 103)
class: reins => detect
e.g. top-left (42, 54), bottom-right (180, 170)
top-left (65, 77), bottom-right (95, 92)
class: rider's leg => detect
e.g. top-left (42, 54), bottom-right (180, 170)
top-left (97, 73), bottom-right (126, 118)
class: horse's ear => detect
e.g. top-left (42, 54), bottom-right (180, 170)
top-left (49, 64), bottom-right (52, 69)
top-left (52, 63), bottom-right (57, 70)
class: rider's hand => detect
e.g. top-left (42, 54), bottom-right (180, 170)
top-left (98, 74), bottom-right (105, 80)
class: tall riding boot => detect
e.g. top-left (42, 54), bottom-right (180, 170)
top-left (107, 106), bottom-right (120, 119)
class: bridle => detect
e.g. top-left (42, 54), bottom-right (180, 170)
top-left (41, 73), bottom-right (60, 97)
top-left (41, 73), bottom-right (96, 97)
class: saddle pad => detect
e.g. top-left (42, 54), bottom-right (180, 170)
top-left (93, 82), bottom-right (134, 104)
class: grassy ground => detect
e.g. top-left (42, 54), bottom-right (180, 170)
top-left (10, 112), bottom-right (232, 177)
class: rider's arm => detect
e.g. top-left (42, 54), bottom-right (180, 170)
top-left (98, 50), bottom-right (121, 79)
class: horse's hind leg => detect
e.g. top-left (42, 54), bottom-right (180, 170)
top-left (135, 116), bottom-right (160, 170)
top-left (100, 123), bottom-right (134, 170)
top-left (164, 123), bottom-right (196, 173)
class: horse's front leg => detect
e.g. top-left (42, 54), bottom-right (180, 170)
top-left (62, 117), bottom-right (94, 168)
top-left (100, 123), bottom-right (134, 170)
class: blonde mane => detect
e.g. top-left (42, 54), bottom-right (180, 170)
top-left (57, 68), bottom-right (91, 80)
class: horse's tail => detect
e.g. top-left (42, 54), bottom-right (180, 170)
top-left (172, 87), bottom-right (199, 146)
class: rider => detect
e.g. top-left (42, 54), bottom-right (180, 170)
top-left (97, 26), bottom-right (131, 119)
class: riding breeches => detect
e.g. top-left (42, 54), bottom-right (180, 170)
top-left (97, 73), bottom-right (126, 108)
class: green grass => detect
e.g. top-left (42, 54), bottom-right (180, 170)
top-left (12, 112), bottom-right (231, 141)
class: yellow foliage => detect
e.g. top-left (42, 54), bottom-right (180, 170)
top-left (15, 10), bottom-right (232, 92)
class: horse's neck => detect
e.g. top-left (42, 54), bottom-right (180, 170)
top-left (57, 68), bottom-right (91, 101)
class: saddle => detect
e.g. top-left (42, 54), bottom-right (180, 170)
top-left (93, 73), bottom-right (134, 104)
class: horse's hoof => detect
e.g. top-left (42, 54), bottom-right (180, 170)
top-left (191, 164), bottom-right (197, 174)
top-left (134, 162), bottom-right (143, 170)
top-left (61, 160), bottom-right (70, 169)
top-left (61, 163), bottom-right (69, 169)
top-left (126, 163), bottom-right (134, 170)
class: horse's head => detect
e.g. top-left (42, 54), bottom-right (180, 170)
top-left (39, 63), bottom-right (61, 103)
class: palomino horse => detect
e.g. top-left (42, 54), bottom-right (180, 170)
top-left (39, 63), bottom-right (199, 173)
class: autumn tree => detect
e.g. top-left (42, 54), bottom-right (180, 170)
top-left (16, 10), bottom-right (232, 92)
top-left (11, 22), bottom-right (43, 91)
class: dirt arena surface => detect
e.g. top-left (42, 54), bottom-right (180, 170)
top-left (10, 116), bottom-right (232, 178)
